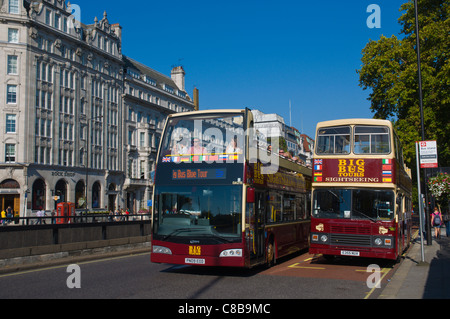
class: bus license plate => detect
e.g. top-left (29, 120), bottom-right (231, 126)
top-left (341, 250), bottom-right (360, 256)
top-left (185, 258), bottom-right (205, 265)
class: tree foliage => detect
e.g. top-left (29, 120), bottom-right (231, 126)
top-left (358, 0), bottom-right (449, 169)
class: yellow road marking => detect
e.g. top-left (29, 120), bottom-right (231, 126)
top-left (364, 267), bottom-right (392, 299)
top-left (355, 268), bottom-right (390, 273)
top-left (288, 263), bottom-right (326, 270)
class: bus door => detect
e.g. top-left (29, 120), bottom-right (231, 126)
top-left (254, 191), bottom-right (267, 260)
top-left (397, 194), bottom-right (407, 252)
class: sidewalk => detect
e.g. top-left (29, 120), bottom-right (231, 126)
top-left (379, 230), bottom-right (450, 299)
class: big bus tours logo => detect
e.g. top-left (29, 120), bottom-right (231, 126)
top-left (338, 159), bottom-right (365, 178)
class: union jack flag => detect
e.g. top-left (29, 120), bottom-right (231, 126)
top-left (162, 157), bottom-right (171, 162)
top-left (314, 159), bottom-right (323, 164)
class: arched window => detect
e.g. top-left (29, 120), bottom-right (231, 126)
top-left (32, 179), bottom-right (46, 210)
top-left (92, 181), bottom-right (101, 208)
top-left (75, 181), bottom-right (86, 209)
top-left (0, 179), bottom-right (20, 189)
top-left (55, 179), bottom-right (67, 203)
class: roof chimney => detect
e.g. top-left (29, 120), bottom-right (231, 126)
top-left (193, 87), bottom-right (199, 111)
top-left (171, 66), bottom-right (185, 92)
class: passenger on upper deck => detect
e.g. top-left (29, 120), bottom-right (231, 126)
top-left (189, 138), bottom-right (206, 155)
top-left (226, 135), bottom-right (242, 154)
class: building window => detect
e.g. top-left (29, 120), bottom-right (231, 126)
top-left (7, 56), bottom-right (18, 75)
top-left (164, 84), bottom-right (174, 94)
top-left (54, 14), bottom-right (61, 29)
top-left (5, 144), bottom-right (16, 163)
top-left (6, 114), bottom-right (16, 133)
top-left (8, 0), bottom-right (19, 14)
top-left (128, 130), bottom-right (134, 145)
top-left (144, 76), bottom-right (156, 86)
top-left (140, 160), bottom-right (145, 179)
top-left (32, 179), bottom-right (46, 210)
top-left (47, 92), bottom-right (52, 109)
top-left (47, 65), bottom-right (53, 83)
top-left (7, 85), bottom-right (17, 104)
top-left (8, 28), bottom-right (19, 43)
top-left (45, 9), bottom-right (52, 25)
top-left (140, 132), bottom-right (145, 147)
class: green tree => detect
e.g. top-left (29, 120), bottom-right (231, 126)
top-left (358, 0), bottom-right (449, 169)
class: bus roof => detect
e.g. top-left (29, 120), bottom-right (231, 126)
top-left (167, 109), bottom-right (246, 119)
top-left (316, 118), bottom-right (393, 128)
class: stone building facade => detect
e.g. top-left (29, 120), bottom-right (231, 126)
top-left (0, 0), bottom-right (196, 216)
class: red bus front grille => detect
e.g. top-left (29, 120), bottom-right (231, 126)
top-left (330, 225), bottom-right (371, 234)
top-left (330, 234), bottom-right (372, 247)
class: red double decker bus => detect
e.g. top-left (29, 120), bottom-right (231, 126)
top-left (309, 119), bottom-right (412, 261)
top-left (151, 109), bottom-right (311, 268)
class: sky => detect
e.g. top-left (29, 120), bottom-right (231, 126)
top-left (72, 0), bottom-right (409, 139)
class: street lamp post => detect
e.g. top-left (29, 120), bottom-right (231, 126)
top-left (414, 0), bottom-right (432, 245)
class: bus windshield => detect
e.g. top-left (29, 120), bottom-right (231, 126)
top-left (153, 185), bottom-right (242, 243)
top-left (354, 126), bottom-right (390, 154)
top-left (316, 126), bottom-right (351, 155)
top-left (159, 113), bottom-right (245, 162)
top-left (312, 189), bottom-right (394, 221)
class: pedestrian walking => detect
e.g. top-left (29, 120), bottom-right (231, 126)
top-left (443, 208), bottom-right (450, 237)
top-left (431, 206), bottom-right (443, 239)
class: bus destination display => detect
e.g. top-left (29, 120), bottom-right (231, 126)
top-left (172, 168), bottom-right (226, 180)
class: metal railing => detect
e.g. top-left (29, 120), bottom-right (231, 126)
top-left (0, 213), bottom-right (152, 226)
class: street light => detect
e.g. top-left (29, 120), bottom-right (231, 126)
top-left (414, 0), bottom-right (432, 245)
top-left (85, 115), bottom-right (103, 221)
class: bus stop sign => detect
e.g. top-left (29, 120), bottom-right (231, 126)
top-left (419, 140), bottom-right (438, 168)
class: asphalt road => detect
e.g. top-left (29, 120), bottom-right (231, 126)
top-left (0, 249), bottom-right (396, 300)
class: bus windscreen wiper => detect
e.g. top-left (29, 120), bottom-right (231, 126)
top-left (162, 228), bottom-right (202, 240)
top-left (352, 209), bottom-right (378, 223)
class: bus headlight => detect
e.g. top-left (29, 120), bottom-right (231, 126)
top-left (312, 233), bottom-right (328, 243)
top-left (372, 237), bottom-right (393, 247)
top-left (152, 245), bottom-right (172, 255)
top-left (220, 249), bottom-right (242, 257)
top-left (384, 238), bottom-right (392, 247)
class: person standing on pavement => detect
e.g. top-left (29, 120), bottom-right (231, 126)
top-left (6, 206), bottom-right (12, 224)
top-left (1, 209), bottom-right (6, 225)
top-left (431, 206), bottom-right (443, 239)
top-left (443, 207), bottom-right (450, 237)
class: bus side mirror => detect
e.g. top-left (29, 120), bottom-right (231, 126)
top-left (247, 188), bottom-right (255, 203)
